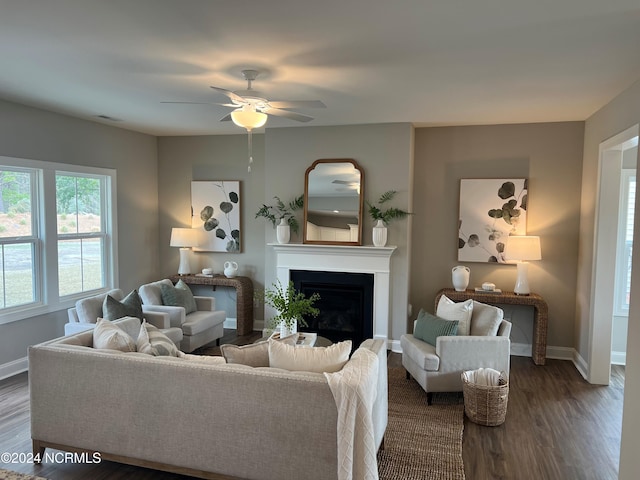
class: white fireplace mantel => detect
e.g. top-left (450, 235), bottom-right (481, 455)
top-left (270, 243), bottom-right (396, 341)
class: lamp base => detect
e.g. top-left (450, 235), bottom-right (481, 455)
top-left (177, 247), bottom-right (191, 275)
top-left (513, 261), bottom-right (530, 295)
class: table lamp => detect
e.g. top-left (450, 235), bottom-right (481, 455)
top-left (504, 236), bottom-right (541, 295)
top-left (170, 228), bottom-right (199, 275)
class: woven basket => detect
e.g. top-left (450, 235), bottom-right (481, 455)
top-left (461, 370), bottom-right (509, 426)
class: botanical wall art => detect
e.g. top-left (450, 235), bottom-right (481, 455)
top-left (191, 181), bottom-right (241, 252)
top-left (458, 178), bottom-right (528, 263)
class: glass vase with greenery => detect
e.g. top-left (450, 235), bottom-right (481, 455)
top-left (258, 280), bottom-right (320, 332)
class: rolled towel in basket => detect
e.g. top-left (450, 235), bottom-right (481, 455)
top-left (462, 367), bottom-right (502, 386)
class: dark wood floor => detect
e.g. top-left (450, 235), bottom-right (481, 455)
top-left (0, 330), bottom-right (625, 480)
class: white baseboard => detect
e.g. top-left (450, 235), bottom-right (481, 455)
top-left (0, 356), bottom-right (28, 381)
top-left (388, 339), bottom-right (402, 353)
top-left (546, 345), bottom-right (575, 361)
top-left (611, 351), bottom-right (627, 365)
top-left (573, 350), bottom-right (589, 380)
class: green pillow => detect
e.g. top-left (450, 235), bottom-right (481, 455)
top-left (102, 290), bottom-right (143, 321)
top-left (160, 280), bottom-right (197, 314)
top-left (413, 309), bottom-right (459, 346)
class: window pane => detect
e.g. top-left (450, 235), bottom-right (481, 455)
top-left (1, 243), bottom-right (35, 308)
top-left (58, 238), bottom-right (104, 296)
top-left (0, 169), bottom-right (32, 238)
top-left (56, 175), bottom-right (102, 235)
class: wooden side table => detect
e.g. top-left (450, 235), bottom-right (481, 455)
top-left (171, 274), bottom-right (254, 336)
top-left (435, 288), bottom-right (549, 365)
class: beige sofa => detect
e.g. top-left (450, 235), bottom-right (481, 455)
top-left (29, 317), bottom-right (388, 480)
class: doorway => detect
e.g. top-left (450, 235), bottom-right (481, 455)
top-left (590, 125), bottom-right (639, 384)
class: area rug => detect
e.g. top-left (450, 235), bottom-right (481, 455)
top-left (377, 368), bottom-right (466, 480)
top-left (0, 469), bottom-right (47, 480)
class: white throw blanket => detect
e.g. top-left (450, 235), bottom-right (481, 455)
top-left (462, 367), bottom-right (502, 386)
top-left (324, 348), bottom-right (379, 480)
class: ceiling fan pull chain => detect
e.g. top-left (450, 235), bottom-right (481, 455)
top-left (247, 129), bottom-right (254, 172)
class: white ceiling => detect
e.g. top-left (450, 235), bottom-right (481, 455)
top-left (1, 0), bottom-right (639, 136)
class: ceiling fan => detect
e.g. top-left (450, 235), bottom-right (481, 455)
top-left (163, 69), bottom-right (326, 127)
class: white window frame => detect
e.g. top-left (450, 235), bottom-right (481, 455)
top-left (0, 155), bottom-right (118, 324)
top-left (614, 169), bottom-right (635, 317)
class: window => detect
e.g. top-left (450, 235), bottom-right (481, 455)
top-left (614, 169), bottom-right (635, 316)
top-left (0, 156), bottom-right (117, 324)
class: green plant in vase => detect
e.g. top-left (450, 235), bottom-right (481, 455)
top-left (255, 195), bottom-right (304, 234)
top-left (367, 190), bottom-right (412, 246)
top-left (258, 280), bottom-right (320, 335)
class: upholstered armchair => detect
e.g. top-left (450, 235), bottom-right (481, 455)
top-left (139, 279), bottom-right (226, 353)
top-left (401, 296), bottom-right (511, 403)
top-left (65, 288), bottom-right (184, 348)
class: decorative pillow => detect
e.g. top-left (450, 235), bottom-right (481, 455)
top-left (160, 280), bottom-right (197, 314)
top-left (93, 318), bottom-right (136, 352)
top-left (436, 295), bottom-right (473, 336)
top-left (470, 301), bottom-right (504, 336)
top-left (75, 289), bottom-right (122, 324)
top-left (220, 334), bottom-right (299, 367)
top-left (413, 309), bottom-right (459, 346)
top-left (136, 320), bottom-right (180, 357)
top-left (102, 290), bottom-right (143, 321)
top-left (268, 339), bottom-right (352, 373)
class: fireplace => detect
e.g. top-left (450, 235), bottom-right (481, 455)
top-left (272, 243), bottom-right (395, 343)
top-left (291, 270), bottom-right (374, 346)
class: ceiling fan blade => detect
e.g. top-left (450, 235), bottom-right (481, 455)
top-left (161, 101), bottom-right (235, 107)
top-left (268, 100), bottom-right (326, 109)
top-left (220, 113), bottom-right (233, 122)
top-left (210, 86), bottom-right (246, 104)
top-left (265, 107), bottom-right (314, 122)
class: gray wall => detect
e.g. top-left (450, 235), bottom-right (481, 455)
top-left (0, 99), bottom-right (159, 366)
top-left (412, 122), bottom-right (585, 351)
top-left (578, 78), bottom-right (640, 479)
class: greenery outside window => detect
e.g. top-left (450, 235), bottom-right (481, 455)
top-left (0, 157), bottom-right (117, 324)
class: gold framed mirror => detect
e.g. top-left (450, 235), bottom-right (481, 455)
top-left (303, 159), bottom-right (364, 245)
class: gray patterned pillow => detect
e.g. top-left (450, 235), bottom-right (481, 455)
top-left (93, 318), bottom-right (136, 352)
top-left (136, 320), bottom-right (180, 357)
top-left (160, 280), bottom-right (197, 314)
top-left (103, 290), bottom-right (143, 321)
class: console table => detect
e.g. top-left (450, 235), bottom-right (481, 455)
top-left (435, 288), bottom-right (549, 365)
top-left (170, 274), bottom-right (254, 336)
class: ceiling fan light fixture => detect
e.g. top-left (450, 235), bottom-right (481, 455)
top-left (231, 109), bottom-right (267, 130)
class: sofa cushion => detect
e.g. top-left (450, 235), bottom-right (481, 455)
top-left (93, 318), bottom-right (136, 352)
top-left (75, 289), bottom-right (123, 324)
top-left (160, 282), bottom-right (197, 314)
top-left (413, 309), bottom-right (458, 346)
top-left (400, 334), bottom-right (440, 371)
top-left (436, 295), bottom-right (473, 336)
top-left (136, 320), bottom-right (180, 357)
top-left (471, 301), bottom-right (504, 336)
top-left (102, 290), bottom-right (143, 321)
top-left (268, 339), bottom-right (352, 373)
top-left (139, 279), bottom-right (173, 306)
top-left (220, 334), bottom-right (298, 367)
top-left (181, 310), bottom-right (224, 335)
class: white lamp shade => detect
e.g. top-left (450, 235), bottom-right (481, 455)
top-left (231, 110), bottom-right (267, 130)
top-left (505, 236), bottom-right (542, 261)
top-left (170, 228), bottom-right (199, 248)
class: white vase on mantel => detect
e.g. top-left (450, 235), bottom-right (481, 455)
top-left (372, 219), bottom-right (388, 247)
top-left (276, 218), bottom-right (290, 244)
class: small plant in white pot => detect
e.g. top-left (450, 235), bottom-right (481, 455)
top-left (258, 280), bottom-right (320, 337)
top-left (366, 190), bottom-right (412, 246)
top-left (254, 195), bottom-right (303, 243)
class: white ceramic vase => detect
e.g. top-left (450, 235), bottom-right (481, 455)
top-left (279, 319), bottom-right (297, 338)
top-left (452, 265), bottom-right (470, 292)
top-left (372, 219), bottom-right (388, 247)
top-left (276, 218), bottom-right (290, 244)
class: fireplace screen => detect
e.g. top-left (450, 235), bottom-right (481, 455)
top-left (290, 270), bottom-right (374, 346)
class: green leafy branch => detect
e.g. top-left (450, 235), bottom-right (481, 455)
top-left (255, 195), bottom-right (304, 234)
top-left (256, 280), bottom-right (320, 330)
top-left (367, 190), bottom-right (412, 224)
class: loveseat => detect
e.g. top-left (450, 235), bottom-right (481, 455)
top-left (29, 317), bottom-right (388, 480)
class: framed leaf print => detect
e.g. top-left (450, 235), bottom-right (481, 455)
top-left (191, 181), bottom-right (241, 252)
top-left (458, 178), bottom-right (527, 263)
